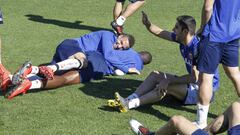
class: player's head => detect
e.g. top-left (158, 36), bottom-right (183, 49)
top-left (173, 15), bottom-right (196, 42)
top-left (113, 33), bottom-right (135, 50)
top-left (138, 51), bottom-right (152, 65)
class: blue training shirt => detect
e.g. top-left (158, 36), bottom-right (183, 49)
top-left (106, 48), bottom-right (143, 74)
top-left (171, 33), bottom-right (219, 91)
top-left (72, 30), bottom-right (130, 73)
top-left (202, 0), bottom-right (240, 42)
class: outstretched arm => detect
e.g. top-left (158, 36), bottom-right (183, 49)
top-left (142, 11), bottom-right (173, 41)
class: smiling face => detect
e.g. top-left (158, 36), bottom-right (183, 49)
top-left (113, 35), bottom-right (130, 50)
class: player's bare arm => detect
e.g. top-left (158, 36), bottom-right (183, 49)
top-left (199, 0), bottom-right (214, 32)
top-left (142, 11), bottom-right (173, 41)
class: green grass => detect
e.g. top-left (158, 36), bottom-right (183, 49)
top-left (0, 0), bottom-right (238, 134)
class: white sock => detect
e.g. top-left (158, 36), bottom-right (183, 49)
top-left (29, 80), bottom-right (42, 89)
top-left (48, 59), bottom-right (82, 72)
top-left (47, 65), bottom-right (58, 72)
top-left (127, 93), bottom-right (139, 100)
top-left (30, 66), bottom-right (39, 74)
top-left (116, 16), bottom-right (126, 26)
top-left (196, 103), bottom-right (209, 126)
top-left (128, 98), bottom-right (140, 109)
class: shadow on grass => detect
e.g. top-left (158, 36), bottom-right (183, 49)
top-left (136, 96), bottom-right (218, 121)
top-left (80, 77), bottom-right (142, 100)
top-left (25, 14), bottom-right (112, 32)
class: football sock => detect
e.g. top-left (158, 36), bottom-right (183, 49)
top-left (29, 80), bottom-right (42, 89)
top-left (196, 103), bottom-right (209, 126)
top-left (48, 59), bottom-right (82, 72)
top-left (128, 97), bottom-right (140, 109)
top-left (127, 93), bottom-right (139, 100)
top-left (47, 65), bottom-right (58, 72)
top-left (116, 16), bottom-right (126, 26)
top-left (30, 66), bottom-right (39, 74)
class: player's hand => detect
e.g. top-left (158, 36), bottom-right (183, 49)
top-left (128, 68), bottom-right (141, 75)
top-left (196, 27), bottom-right (203, 38)
top-left (142, 11), bottom-right (151, 28)
top-left (156, 78), bottom-right (169, 92)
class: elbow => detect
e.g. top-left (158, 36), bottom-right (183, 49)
top-left (203, 1), bottom-right (213, 13)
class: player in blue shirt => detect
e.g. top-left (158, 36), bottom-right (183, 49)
top-left (52, 30), bottom-right (137, 74)
top-left (196, 0), bottom-right (240, 129)
top-left (129, 100), bottom-right (240, 135)
top-left (4, 31), bottom-right (152, 99)
top-left (108, 12), bottom-right (219, 113)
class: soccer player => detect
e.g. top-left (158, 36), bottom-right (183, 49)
top-left (195, 0), bottom-right (240, 129)
top-left (129, 100), bottom-right (240, 135)
top-left (111, 0), bottom-right (145, 35)
top-left (3, 31), bottom-right (152, 99)
top-left (108, 12), bottom-right (219, 114)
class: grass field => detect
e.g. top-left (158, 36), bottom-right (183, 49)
top-left (0, 0), bottom-right (239, 135)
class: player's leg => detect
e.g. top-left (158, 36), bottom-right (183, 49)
top-left (5, 70), bottom-right (81, 99)
top-left (135, 83), bottom-right (187, 106)
top-left (196, 37), bottom-right (221, 129)
top-left (226, 101), bottom-right (240, 135)
top-left (128, 71), bottom-right (176, 101)
top-left (207, 100), bottom-right (240, 134)
top-left (223, 66), bottom-right (240, 96)
top-left (129, 116), bottom-right (205, 135)
top-left (156, 115), bottom-right (202, 135)
top-left (0, 64), bottom-right (12, 92)
top-left (111, 0), bottom-right (145, 35)
top-left (113, 0), bottom-right (125, 20)
top-left (121, 0), bottom-right (145, 20)
top-left (221, 38), bottom-right (240, 96)
top-left (42, 70), bottom-right (81, 89)
top-left (114, 78), bottom-right (187, 112)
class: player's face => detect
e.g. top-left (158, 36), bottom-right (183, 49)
top-left (113, 35), bottom-right (130, 50)
top-left (172, 22), bottom-right (184, 42)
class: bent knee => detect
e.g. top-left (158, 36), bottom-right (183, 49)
top-left (170, 115), bottom-right (186, 126)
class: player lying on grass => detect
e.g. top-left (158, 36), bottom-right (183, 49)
top-left (108, 12), bottom-right (219, 115)
top-left (129, 100), bottom-right (240, 135)
top-left (0, 30), bottom-right (152, 99)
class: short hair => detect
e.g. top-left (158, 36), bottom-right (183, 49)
top-left (122, 33), bottom-right (135, 48)
top-left (138, 51), bottom-right (152, 65)
top-left (176, 15), bottom-right (196, 35)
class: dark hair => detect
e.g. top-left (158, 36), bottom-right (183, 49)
top-left (177, 15), bottom-right (196, 35)
top-left (122, 33), bottom-right (135, 48)
top-left (138, 51), bottom-right (152, 65)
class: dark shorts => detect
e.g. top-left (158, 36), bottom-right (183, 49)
top-left (0, 10), bottom-right (3, 24)
top-left (228, 124), bottom-right (240, 135)
top-left (79, 51), bottom-right (109, 83)
top-left (51, 39), bottom-right (109, 83)
top-left (192, 129), bottom-right (208, 135)
top-left (197, 36), bottom-right (239, 74)
top-left (51, 39), bottom-right (83, 64)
